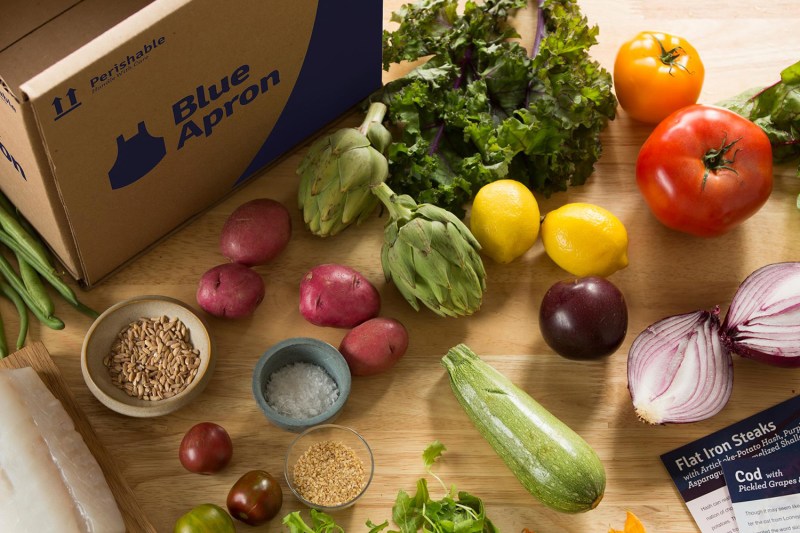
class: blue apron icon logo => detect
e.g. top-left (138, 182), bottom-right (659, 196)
top-left (108, 121), bottom-right (166, 189)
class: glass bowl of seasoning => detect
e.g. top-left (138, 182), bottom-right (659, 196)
top-left (284, 424), bottom-right (374, 512)
top-left (252, 337), bottom-right (351, 433)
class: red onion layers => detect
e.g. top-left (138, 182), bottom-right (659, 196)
top-left (628, 308), bottom-right (733, 424)
top-left (722, 262), bottom-right (800, 367)
top-left (628, 262), bottom-right (800, 424)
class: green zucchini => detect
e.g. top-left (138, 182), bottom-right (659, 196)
top-left (441, 344), bottom-right (606, 513)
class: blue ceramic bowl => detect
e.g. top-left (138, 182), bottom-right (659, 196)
top-left (252, 337), bottom-right (351, 432)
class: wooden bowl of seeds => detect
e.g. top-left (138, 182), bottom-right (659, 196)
top-left (81, 295), bottom-right (214, 418)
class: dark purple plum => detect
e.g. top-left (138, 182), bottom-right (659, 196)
top-left (539, 276), bottom-right (628, 359)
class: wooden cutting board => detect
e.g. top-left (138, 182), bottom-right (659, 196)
top-left (0, 342), bottom-right (156, 533)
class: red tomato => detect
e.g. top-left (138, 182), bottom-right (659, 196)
top-left (179, 422), bottom-right (233, 475)
top-left (636, 105), bottom-right (773, 237)
top-left (226, 470), bottom-right (283, 526)
top-left (614, 31), bottom-right (704, 124)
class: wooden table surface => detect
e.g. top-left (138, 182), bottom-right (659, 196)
top-left (20, 1), bottom-right (800, 531)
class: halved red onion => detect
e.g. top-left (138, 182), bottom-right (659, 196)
top-left (628, 308), bottom-right (733, 424)
top-left (721, 262), bottom-right (800, 367)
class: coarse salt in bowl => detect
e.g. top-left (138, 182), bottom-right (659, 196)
top-left (284, 424), bottom-right (374, 512)
top-left (252, 337), bottom-right (351, 433)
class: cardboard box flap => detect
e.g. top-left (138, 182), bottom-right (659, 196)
top-left (0, 0), bottom-right (83, 52)
top-left (19, 0), bottom-right (177, 101)
top-left (1, 0), bottom-right (155, 97)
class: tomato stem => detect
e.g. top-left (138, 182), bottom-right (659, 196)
top-left (702, 133), bottom-right (742, 189)
top-left (654, 36), bottom-right (692, 76)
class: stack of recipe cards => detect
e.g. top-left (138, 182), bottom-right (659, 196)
top-left (661, 395), bottom-right (800, 533)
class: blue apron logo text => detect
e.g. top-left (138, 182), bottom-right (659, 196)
top-left (172, 64), bottom-right (280, 149)
top-left (0, 139), bottom-right (26, 180)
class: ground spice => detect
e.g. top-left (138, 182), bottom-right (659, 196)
top-left (292, 440), bottom-right (366, 507)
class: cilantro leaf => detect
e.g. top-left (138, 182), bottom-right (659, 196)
top-left (281, 509), bottom-right (345, 533)
top-left (371, 442), bottom-right (500, 533)
top-left (373, 0), bottom-right (616, 216)
top-left (423, 440), bottom-right (447, 470)
top-left (366, 519), bottom-right (392, 533)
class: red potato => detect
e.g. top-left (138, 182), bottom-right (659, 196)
top-left (197, 263), bottom-right (265, 319)
top-left (220, 198), bottom-right (291, 266)
top-left (339, 317), bottom-right (409, 376)
top-left (299, 264), bottom-right (380, 328)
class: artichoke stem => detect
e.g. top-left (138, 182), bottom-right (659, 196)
top-left (371, 182), bottom-right (413, 222)
top-left (357, 102), bottom-right (388, 136)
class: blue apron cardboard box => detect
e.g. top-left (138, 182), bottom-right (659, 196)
top-left (0, 0), bottom-right (382, 285)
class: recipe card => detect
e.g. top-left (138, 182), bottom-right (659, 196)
top-left (720, 441), bottom-right (800, 532)
top-left (660, 394), bottom-right (800, 533)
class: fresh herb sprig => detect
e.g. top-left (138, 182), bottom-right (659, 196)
top-left (367, 441), bottom-right (500, 533)
top-left (372, 0), bottom-right (617, 216)
top-left (282, 509), bottom-right (345, 533)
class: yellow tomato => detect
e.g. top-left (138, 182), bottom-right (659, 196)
top-left (613, 31), bottom-right (704, 124)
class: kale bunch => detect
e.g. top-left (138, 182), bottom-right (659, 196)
top-left (373, 0), bottom-right (617, 216)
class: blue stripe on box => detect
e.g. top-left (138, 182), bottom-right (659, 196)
top-left (235, 0), bottom-right (384, 186)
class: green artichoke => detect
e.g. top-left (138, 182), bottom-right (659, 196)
top-left (297, 102), bottom-right (391, 237)
top-left (372, 182), bottom-right (487, 317)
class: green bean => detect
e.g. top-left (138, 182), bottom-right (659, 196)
top-left (0, 191), bottom-right (54, 264)
top-left (0, 229), bottom-right (97, 319)
top-left (0, 192), bottom-right (98, 319)
top-left (0, 254), bottom-right (64, 330)
top-left (0, 280), bottom-right (28, 350)
top-left (0, 194), bottom-right (51, 267)
top-left (17, 253), bottom-right (54, 317)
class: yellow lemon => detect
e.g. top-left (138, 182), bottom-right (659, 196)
top-left (541, 202), bottom-right (628, 277)
top-left (470, 179), bottom-right (540, 264)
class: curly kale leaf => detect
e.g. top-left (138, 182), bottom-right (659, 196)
top-left (374, 0), bottom-right (617, 216)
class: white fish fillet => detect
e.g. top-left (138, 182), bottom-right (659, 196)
top-left (0, 367), bottom-right (125, 533)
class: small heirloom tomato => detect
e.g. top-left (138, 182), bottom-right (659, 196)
top-left (173, 503), bottom-right (235, 533)
top-left (636, 104), bottom-right (773, 237)
top-left (226, 469), bottom-right (283, 526)
top-left (179, 422), bottom-right (233, 475)
top-left (614, 31), bottom-right (704, 124)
